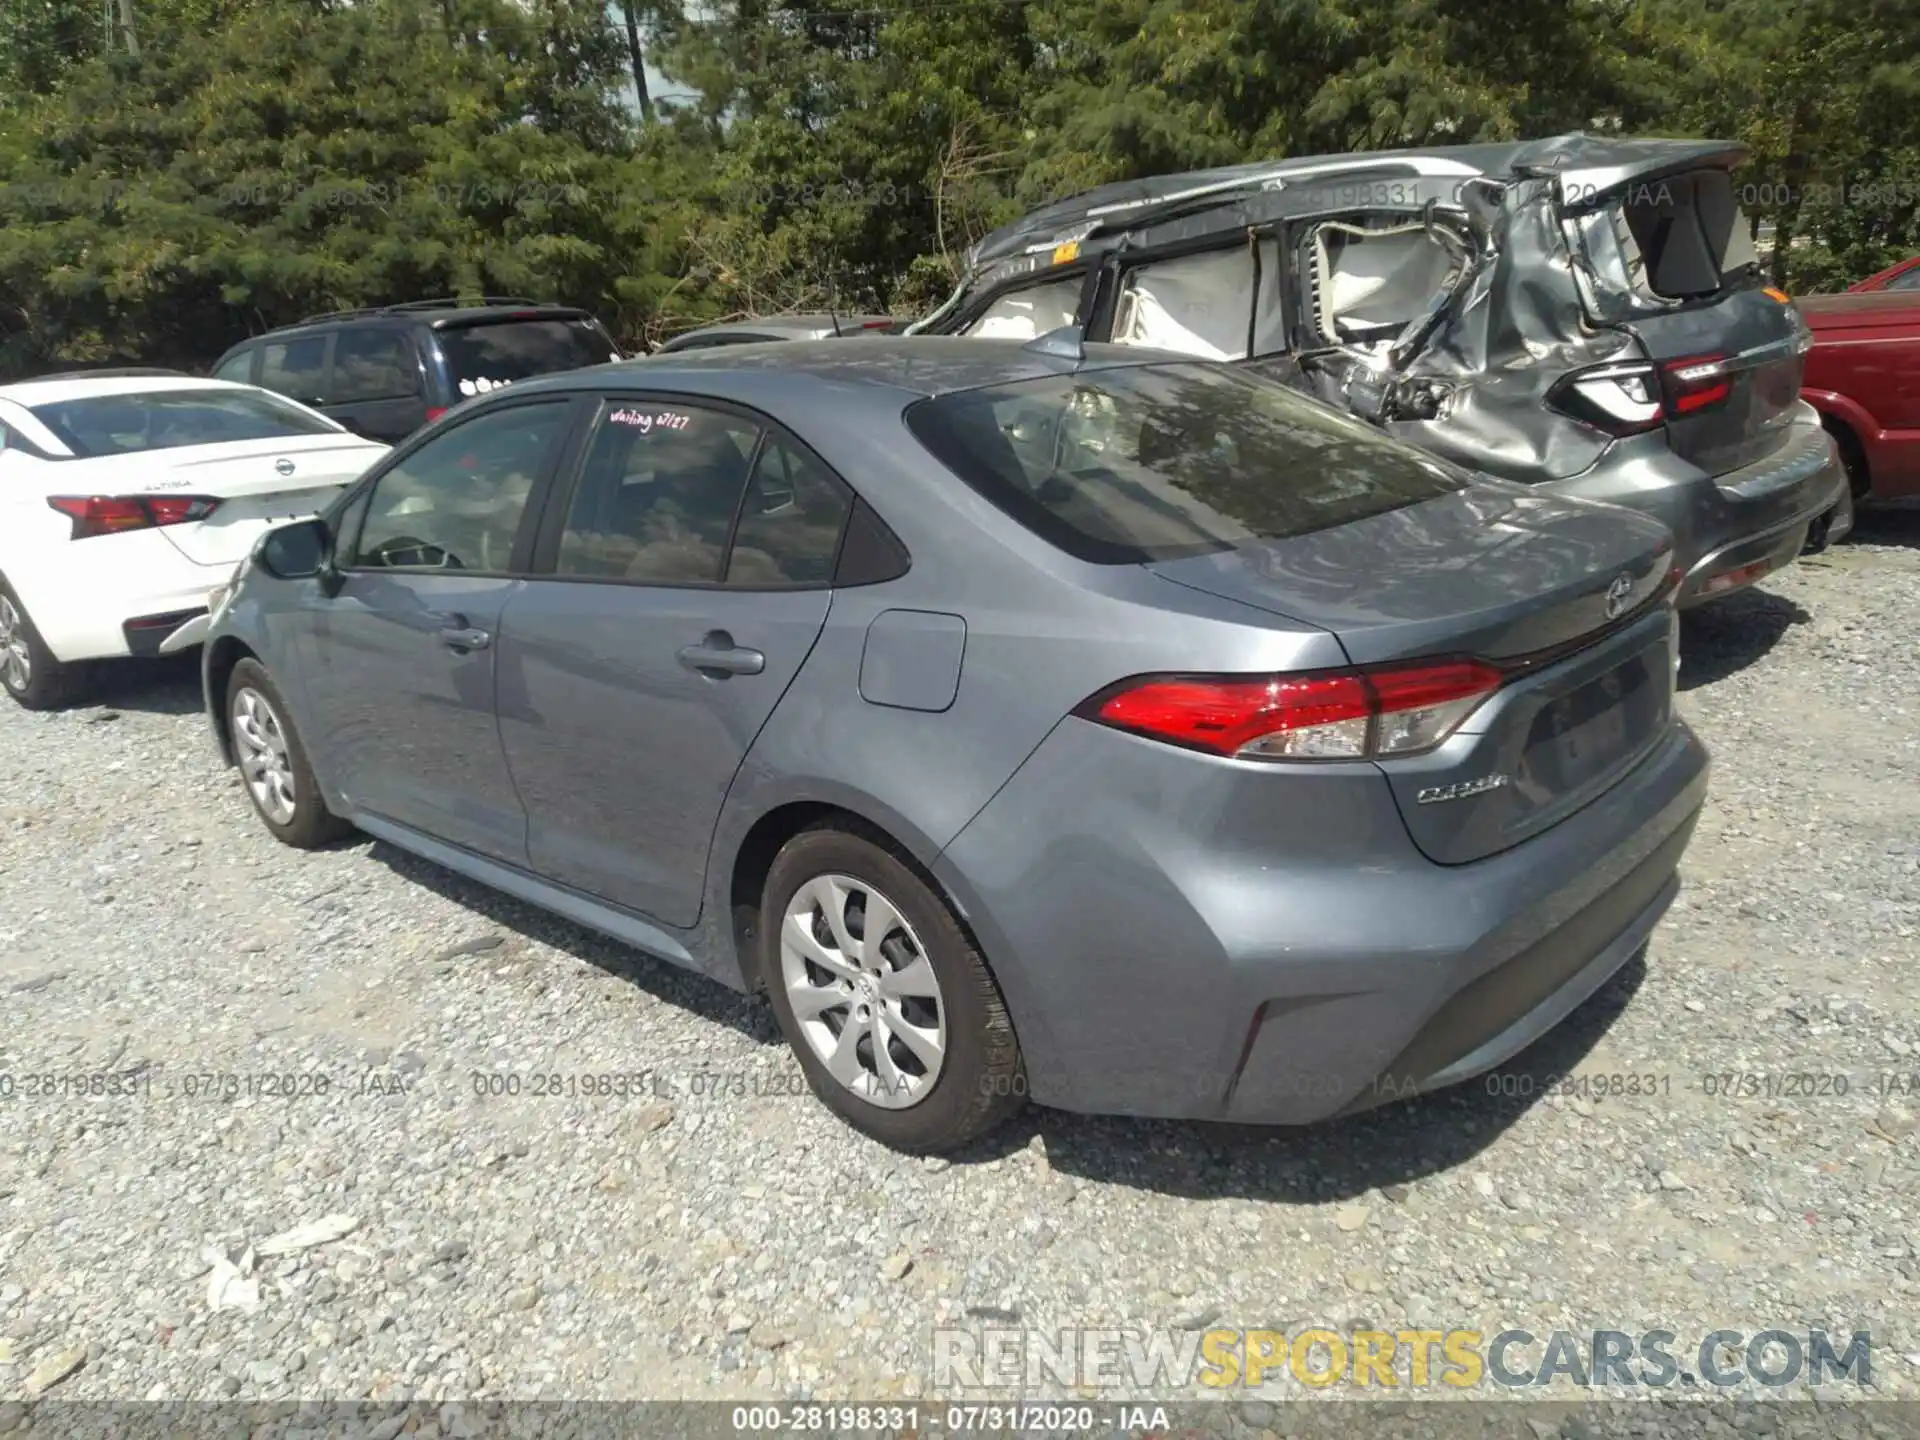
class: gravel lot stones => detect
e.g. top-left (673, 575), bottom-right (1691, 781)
top-left (0, 513), bottom-right (1916, 1407)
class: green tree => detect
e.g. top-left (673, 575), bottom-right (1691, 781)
top-left (0, 0), bottom-right (653, 371)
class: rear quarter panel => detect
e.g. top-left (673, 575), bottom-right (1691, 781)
top-left (0, 455), bottom-right (74, 612)
top-left (702, 401), bottom-right (1349, 980)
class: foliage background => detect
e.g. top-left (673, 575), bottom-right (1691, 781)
top-left (2, 0), bottom-right (1916, 374)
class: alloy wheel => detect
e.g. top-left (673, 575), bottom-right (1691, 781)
top-left (0, 596), bottom-right (32, 694)
top-left (231, 686), bottom-right (298, 825)
top-left (780, 873), bottom-right (947, 1109)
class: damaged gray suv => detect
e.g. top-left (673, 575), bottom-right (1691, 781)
top-left (912, 134), bottom-right (1850, 604)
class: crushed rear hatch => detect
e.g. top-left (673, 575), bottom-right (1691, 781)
top-left (1550, 147), bottom-right (1811, 479)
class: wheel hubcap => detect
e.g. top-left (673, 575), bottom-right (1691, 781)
top-left (0, 597), bottom-right (32, 693)
top-left (780, 873), bottom-right (947, 1109)
top-left (231, 687), bottom-right (297, 825)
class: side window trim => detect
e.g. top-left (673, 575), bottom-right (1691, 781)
top-left (524, 390), bottom-right (859, 591)
top-left (311, 331), bottom-right (340, 408)
top-left (333, 395), bottom-right (583, 577)
top-left (716, 427), bottom-right (774, 581)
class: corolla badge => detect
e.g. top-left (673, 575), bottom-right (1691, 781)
top-left (275, 458), bottom-right (296, 477)
top-left (1417, 774), bottom-right (1510, 805)
top-left (1604, 572), bottom-right (1635, 620)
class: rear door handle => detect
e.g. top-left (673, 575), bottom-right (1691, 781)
top-left (678, 632), bottom-right (764, 677)
top-left (440, 624), bottom-right (491, 652)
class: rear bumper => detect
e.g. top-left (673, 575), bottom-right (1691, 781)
top-left (124, 608), bottom-right (211, 658)
top-left (30, 530), bottom-right (237, 663)
top-left (1546, 408), bottom-right (1847, 608)
top-left (935, 712), bottom-right (1709, 1124)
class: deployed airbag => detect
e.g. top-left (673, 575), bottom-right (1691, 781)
top-left (1314, 223), bottom-right (1457, 341)
top-left (1112, 248), bottom-right (1261, 359)
top-left (963, 278), bottom-right (1083, 338)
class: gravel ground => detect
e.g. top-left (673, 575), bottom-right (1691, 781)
top-left (1, 511), bottom-right (1917, 1414)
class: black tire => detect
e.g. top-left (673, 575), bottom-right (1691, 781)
top-left (1805, 483), bottom-right (1853, 554)
top-left (1835, 426), bottom-right (1872, 502)
top-left (225, 658), bottom-right (351, 849)
top-left (0, 577), bottom-right (87, 711)
top-left (760, 824), bottom-right (1024, 1152)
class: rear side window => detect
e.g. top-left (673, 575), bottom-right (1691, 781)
top-left (961, 278), bottom-right (1083, 339)
top-left (905, 363), bottom-right (1466, 564)
top-left (1113, 249), bottom-right (1257, 360)
top-left (29, 388), bottom-right (339, 457)
top-left (212, 349), bottom-right (255, 383)
top-left (437, 318), bottom-right (617, 397)
top-left (332, 329), bottom-right (419, 403)
top-left (727, 439), bottom-right (854, 585)
top-left (260, 336), bottom-right (329, 402)
top-left (556, 403), bottom-right (762, 584)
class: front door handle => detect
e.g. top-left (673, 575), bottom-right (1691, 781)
top-left (678, 631), bottom-right (764, 677)
top-left (440, 624), bottom-right (491, 652)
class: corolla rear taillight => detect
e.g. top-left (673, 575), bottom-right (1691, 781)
top-left (1546, 361), bottom-right (1665, 436)
top-left (1076, 660), bottom-right (1505, 762)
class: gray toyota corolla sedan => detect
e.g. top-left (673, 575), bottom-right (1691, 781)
top-left (202, 336), bottom-right (1709, 1152)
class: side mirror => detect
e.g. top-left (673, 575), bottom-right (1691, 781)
top-left (256, 517), bottom-right (332, 581)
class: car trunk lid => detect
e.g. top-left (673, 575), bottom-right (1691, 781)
top-left (1622, 287), bottom-right (1809, 478)
top-left (78, 434), bottom-right (386, 566)
top-left (1149, 481), bottom-right (1680, 862)
top-left (1149, 481), bottom-right (1673, 664)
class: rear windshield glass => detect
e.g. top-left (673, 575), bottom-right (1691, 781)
top-left (436, 318), bottom-right (617, 394)
top-left (905, 363), bottom-right (1466, 563)
top-left (1568, 169), bottom-right (1760, 312)
top-left (30, 388), bottom-right (339, 457)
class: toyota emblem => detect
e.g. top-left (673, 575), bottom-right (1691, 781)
top-left (275, 458), bottom-right (295, 477)
top-left (1604, 573), bottom-right (1634, 620)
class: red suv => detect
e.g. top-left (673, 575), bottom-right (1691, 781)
top-left (1798, 276), bottom-right (1920, 511)
top-left (1848, 256), bottom-right (1920, 293)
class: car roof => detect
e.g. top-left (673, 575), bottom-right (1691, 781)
top-left (511, 336), bottom-right (1162, 404)
top-left (664, 318), bottom-right (835, 344)
top-left (0, 375), bottom-right (256, 406)
top-left (243, 303), bottom-right (590, 341)
top-left (963, 133), bottom-right (1748, 271)
top-left (659, 315), bottom-right (898, 348)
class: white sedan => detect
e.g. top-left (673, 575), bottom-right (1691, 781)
top-left (0, 370), bottom-right (388, 708)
